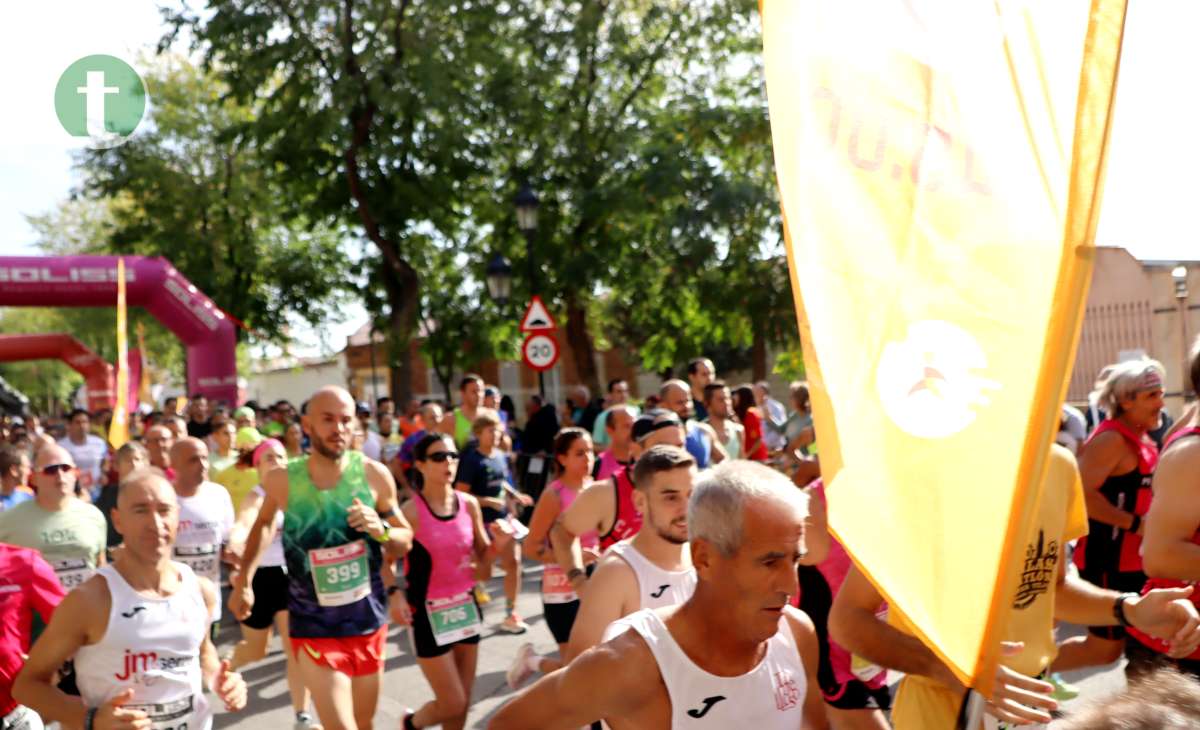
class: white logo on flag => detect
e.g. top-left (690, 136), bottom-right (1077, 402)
top-left (876, 320), bottom-right (1000, 439)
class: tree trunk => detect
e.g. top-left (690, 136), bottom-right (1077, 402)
top-left (564, 294), bottom-right (601, 395)
top-left (379, 261), bottom-right (420, 403)
top-left (752, 329), bottom-right (768, 382)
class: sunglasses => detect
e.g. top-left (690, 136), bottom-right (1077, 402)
top-left (41, 463), bottom-right (75, 476)
top-left (425, 451), bottom-right (459, 463)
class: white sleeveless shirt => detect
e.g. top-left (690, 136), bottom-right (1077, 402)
top-left (74, 562), bottom-right (213, 730)
top-left (607, 540), bottom-right (697, 610)
top-left (610, 608), bottom-right (808, 729)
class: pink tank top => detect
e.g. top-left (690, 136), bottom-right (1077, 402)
top-left (411, 491), bottom-right (476, 600)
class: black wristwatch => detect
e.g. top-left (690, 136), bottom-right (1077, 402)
top-left (567, 568), bottom-right (585, 583)
top-left (387, 585), bottom-right (402, 597)
top-left (1114, 592), bottom-right (1137, 627)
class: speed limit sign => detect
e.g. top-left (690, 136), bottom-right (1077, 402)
top-left (522, 333), bottom-right (559, 372)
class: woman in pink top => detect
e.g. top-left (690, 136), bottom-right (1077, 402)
top-left (506, 428), bottom-right (598, 689)
top-left (791, 480), bottom-right (890, 728)
top-left (399, 433), bottom-right (490, 730)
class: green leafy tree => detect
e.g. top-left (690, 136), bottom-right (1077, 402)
top-left (74, 55), bottom-right (351, 344)
top-left (477, 0), bottom-right (790, 391)
top-left (163, 1), bottom-right (507, 400)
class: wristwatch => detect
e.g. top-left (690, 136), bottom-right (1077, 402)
top-left (1114, 592), bottom-right (1137, 627)
top-left (567, 568), bottom-right (585, 584)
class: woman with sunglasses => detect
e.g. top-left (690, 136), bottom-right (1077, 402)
top-left (399, 433), bottom-right (490, 730)
top-left (505, 427), bottom-right (598, 690)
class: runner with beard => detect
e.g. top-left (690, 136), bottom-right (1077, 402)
top-left (230, 386), bottom-right (413, 730)
top-left (564, 446), bottom-right (698, 662)
top-left (550, 410), bottom-right (686, 601)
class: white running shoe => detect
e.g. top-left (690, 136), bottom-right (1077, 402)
top-left (506, 641), bottom-right (536, 690)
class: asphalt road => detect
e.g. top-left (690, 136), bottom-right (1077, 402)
top-left (211, 564), bottom-right (1129, 729)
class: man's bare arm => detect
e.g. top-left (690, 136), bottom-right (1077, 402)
top-left (489, 634), bottom-right (657, 730)
top-left (1078, 432), bottom-right (1139, 529)
top-left (1143, 440), bottom-right (1200, 580)
top-left (829, 566), bottom-right (958, 688)
top-left (551, 483), bottom-right (612, 589)
top-left (365, 460), bottom-right (414, 558)
top-left (14, 580), bottom-right (105, 728)
top-left (564, 557), bottom-right (637, 662)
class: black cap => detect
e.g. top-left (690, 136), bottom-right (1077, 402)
top-left (632, 409), bottom-right (682, 443)
top-left (356, 401), bottom-right (372, 415)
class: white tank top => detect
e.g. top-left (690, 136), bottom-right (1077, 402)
top-left (607, 541), bottom-right (697, 610)
top-left (611, 608), bottom-right (808, 729)
top-left (74, 562), bottom-right (213, 730)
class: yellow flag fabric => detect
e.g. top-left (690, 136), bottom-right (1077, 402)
top-left (109, 258), bottom-right (130, 449)
top-left (761, 0), bottom-right (1126, 690)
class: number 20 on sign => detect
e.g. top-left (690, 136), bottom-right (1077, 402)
top-left (522, 333), bottom-right (559, 372)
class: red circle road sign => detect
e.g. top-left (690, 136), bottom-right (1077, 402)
top-left (522, 333), bottom-right (559, 372)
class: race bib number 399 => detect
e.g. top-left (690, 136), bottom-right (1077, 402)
top-left (309, 541), bottom-right (371, 607)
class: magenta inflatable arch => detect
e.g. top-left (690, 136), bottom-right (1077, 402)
top-left (0, 256), bottom-right (238, 406)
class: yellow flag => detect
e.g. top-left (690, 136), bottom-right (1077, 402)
top-left (110, 258), bottom-right (130, 449)
top-left (761, 0), bottom-right (1126, 690)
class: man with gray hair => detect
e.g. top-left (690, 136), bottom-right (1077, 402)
top-left (492, 460), bottom-right (827, 729)
top-left (1056, 357), bottom-right (1166, 672)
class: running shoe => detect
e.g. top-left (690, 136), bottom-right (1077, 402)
top-left (473, 583), bottom-right (492, 605)
top-left (293, 711), bottom-right (318, 730)
top-left (498, 613), bottom-right (530, 635)
top-left (1048, 672), bottom-right (1080, 701)
top-left (506, 642), bottom-right (536, 689)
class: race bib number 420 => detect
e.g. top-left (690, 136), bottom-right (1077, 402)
top-left (309, 541), bottom-right (370, 607)
top-left (173, 543), bottom-right (219, 584)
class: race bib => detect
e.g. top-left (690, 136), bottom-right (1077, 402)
top-left (528, 457), bottom-right (545, 475)
top-left (309, 541), bottom-right (370, 607)
top-left (50, 558), bottom-right (94, 590)
top-left (174, 544), bottom-right (219, 584)
top-left (127, 695), bottom-right (196, 730)
top-left (541, 565), bottom-right (578, 604)
top-left (426, 591), bottom-right (482, 646)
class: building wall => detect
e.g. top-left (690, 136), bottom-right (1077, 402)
top-left (244, 357), bottom-right (345, 408)
top-left (1069, 247), bottom-right (1198, 415)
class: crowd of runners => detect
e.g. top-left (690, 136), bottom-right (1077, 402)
top-left (0, 347), bottom-right (1197, 729)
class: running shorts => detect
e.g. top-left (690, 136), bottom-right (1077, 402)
top-left (408, 597), bottom-right (482, 659)
top-left (243, 566), bottom-right (289, 630)
top-left (291, 624), bottom-right (387, 676)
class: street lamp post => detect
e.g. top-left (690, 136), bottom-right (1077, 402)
top-left (1174, 266), bottom-right (1191, 399)
top-left (514, 183), bottom-right (545, 398)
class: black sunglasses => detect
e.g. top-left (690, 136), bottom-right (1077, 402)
top-left (425, 451), bottom-right (459, 463)
top-left (41, 463), bottom-right (75, 476)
